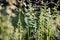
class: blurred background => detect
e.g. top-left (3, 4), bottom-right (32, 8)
top-left (0, 0), bottom-right (60, 40)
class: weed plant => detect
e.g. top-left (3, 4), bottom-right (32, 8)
top-left (0, 0), bottom-right (60, 40)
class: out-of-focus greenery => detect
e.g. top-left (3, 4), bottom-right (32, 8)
top-left (0, 0), bottom-right (60, 40)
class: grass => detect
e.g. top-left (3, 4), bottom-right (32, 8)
top-left (0, 0), bottom-right (60, 40)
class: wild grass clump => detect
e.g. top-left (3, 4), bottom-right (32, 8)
top-left (0, 0), bottom-right (60, 40)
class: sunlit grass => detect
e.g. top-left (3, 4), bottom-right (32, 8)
top-left (0, 0), bottom-right (60, 40)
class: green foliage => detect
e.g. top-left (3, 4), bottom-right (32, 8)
top-left (0, 0), bottom-right (60, 40)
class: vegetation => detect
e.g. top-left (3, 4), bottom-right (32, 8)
top-left (0, 0), bottom-right (60, 40)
